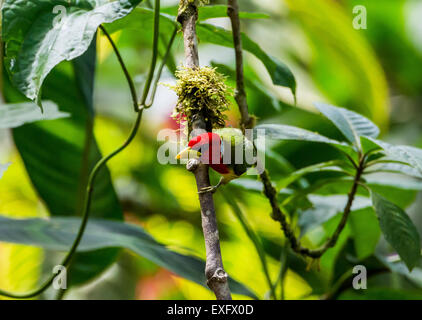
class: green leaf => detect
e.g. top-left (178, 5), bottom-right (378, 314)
top-left (198, 5), bottom-right (269, 21)
top-left (230, 178), bottom-right (264, 193)
top-left (314, 102), bottom-right (380, 148)
top-left (360, 136), bottom-right (383, 154)
top-left (368, 162), bottom-right (422, 179)
top-left (298, 194), bottom-right (371, 236)
top-left (0, 101), bottom-right (68, 128)
top-left (197, 23), bottom-right (296, 96)
top-left (309, 175), bottom-right (418, 210)
top-left (365, 172), bottom-right (422, 191)
top-left (376, 253), bottom-right (422, 289)
top-left (371, 192), bottom-right (421, 271)
top-left (276, 161), bottom-right (345, 190)
top-left (0, 216), bottom-right (257, 299)
top-left (107, 7), bottom-right (295, 96)
top-left (107, 7), bottom-right (176, 34)
top-left (2, 0), bottom-right (142, 105)
top-left (255, 124), bottom-right (351, 154)
top-left (211, 62), bottom-right (281, 113)
top-left (3, 42), bottom-right (122, 287)
top-left (367, 138), bottom-right (422, 174)
top-left (349, 207), bottom-right (381, 260)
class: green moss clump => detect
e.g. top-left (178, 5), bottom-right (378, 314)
top-left (169, 66), bottom-right (231, 129)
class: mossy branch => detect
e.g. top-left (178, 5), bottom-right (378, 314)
top-left (168, 66), bottom-right (231, 132)
top-left (177, 0), bottom-right (232, 300)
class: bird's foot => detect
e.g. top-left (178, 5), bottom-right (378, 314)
top-left (198, 178), bottom-right (224, 194)
top-left (198, 185), bottom-right (219, 194)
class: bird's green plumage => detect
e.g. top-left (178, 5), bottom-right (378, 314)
top-left (214, 128), bottom-right (255, 178)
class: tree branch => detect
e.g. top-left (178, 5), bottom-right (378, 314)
top-left (227, 0), bottom-right (253, 130)
top-left (263, 161), bottom-right (364, 258)
top-left (178, 0), bottom-right (232, 300)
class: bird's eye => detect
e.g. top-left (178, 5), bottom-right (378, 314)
top-left (199, 143), bottom-right (209, 153)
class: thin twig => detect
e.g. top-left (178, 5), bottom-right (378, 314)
top-left (227, 0), bottom-right (253, 130)
top-left (226, 0), bottom-right (362, 260)
top-left (178, 0), bottom-right (232, 300)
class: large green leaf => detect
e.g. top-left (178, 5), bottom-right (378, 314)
top-left (371, 192), bottom-right (421, 271)
top-left (255, 124), bottom-right (351, 154)
top-left (3, 42), bottom-right (123, 287)
top-left (298, 194), bottom-right (371, 236)
top-left (349, 207), bottom-right (381, 260)
top-left (314, 102), bottom-right (380, 148)
top-left (310, 175), bottom-right (419, 210)
top-left (368, 138), bottom-right (422, 174)
top-left (0, 216), bottom-right (257, 299)
top-left (196, 23), bottom-right (296, 96)
top-left (365, 172), bottom-right (422, 192)
top-left (276, 161), bottom-right (345, 190)
top-left (368, 162), bottom-right (422, 179)
top-left (211, 62), bottom-right (281, 114)
top-left (108, 8), bottom-right (296, 96)
top-left (108, 7), bottom-right (176, 34)
top-left (376, 253), bottom-right (422, 289)
top-left (0, 101), bottom-right (68, 128)
top-left (1, 0), bottom-right (142, 105)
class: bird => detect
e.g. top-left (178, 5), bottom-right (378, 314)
top-left (176, 128), bottom-right (255, 193)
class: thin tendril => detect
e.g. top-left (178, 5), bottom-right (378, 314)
top-left (0, 110), bottom-right (143, 299)
top-left (139, 0), bottom-right (161, 107)
top-left (144, 25), bottom-right (178, 108)
top-left (99, 25), bottom-right (139, 112)
top-left (0, 0), bottom-right (164, 298)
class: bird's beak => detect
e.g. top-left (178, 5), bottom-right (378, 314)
top-left (175, 147), bottom-right (201, 160)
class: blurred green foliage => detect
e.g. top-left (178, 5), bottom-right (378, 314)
top-left (1, 0), bottom-right (422, 300)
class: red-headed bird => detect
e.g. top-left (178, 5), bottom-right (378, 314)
top-left (176, 128), bottom-right (255, 193)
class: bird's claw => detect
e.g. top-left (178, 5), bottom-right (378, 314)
top-left (198, 186), bottom-right (218, 194)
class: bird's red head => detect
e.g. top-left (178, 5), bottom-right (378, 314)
top-left (188, 132), bottom-right (220, 149)
top-left (176, 132), bottom-right (231, 175)
top-left (188, 132), bottom-right (222, 165)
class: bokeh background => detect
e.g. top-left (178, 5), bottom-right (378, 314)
top-left (1, 0), bottom-right (422, 299)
